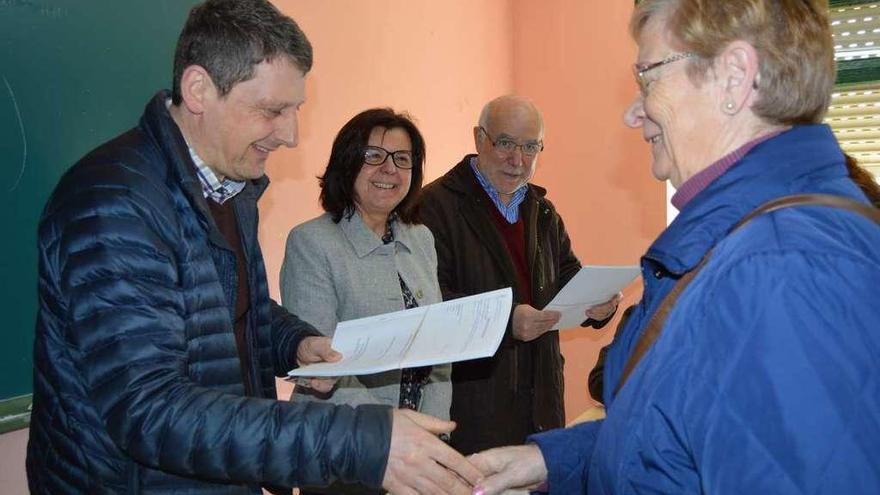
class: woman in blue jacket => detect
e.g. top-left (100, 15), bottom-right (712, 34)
top-left (470, 1), bottom-right (880, 494)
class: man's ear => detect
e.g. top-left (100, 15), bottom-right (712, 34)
top-left (716, 40), bottom-right (760, 115)
top-left (473, 125), bottom-right (482, 151)
top-left (178, 65), bottom-right (215, 115)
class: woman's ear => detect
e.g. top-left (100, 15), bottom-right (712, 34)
top-left (716, 40), bottom-right (760, 115)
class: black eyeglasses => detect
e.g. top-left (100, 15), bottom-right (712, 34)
top-left (479, 126), bottom-right (544, 156)
top-left (363, 146), bottom-right (414, 169)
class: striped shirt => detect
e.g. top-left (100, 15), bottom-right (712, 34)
top-left (469, 156), bottom-right (527, 223)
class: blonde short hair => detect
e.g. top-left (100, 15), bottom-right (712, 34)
top-left (631, 0), bottom-right (836, 125)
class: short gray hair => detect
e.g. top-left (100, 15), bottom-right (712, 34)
top-left (171, 0), bottom-right (313, 105)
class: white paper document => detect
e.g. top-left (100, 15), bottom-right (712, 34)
top-left (545, 265), bottom-right (641, 330)
top-left (288, 287), bottom-right (513, 377)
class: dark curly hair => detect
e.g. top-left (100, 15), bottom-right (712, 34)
top-left (319, 108), bottom-right (426, 224)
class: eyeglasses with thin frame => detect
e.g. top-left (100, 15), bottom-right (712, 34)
top-left (363, 145), bottom-right (414, 169)
top-left (634, 52), bottom-right (696, 96)
top-left (479, 126), bottom-right (544, 156)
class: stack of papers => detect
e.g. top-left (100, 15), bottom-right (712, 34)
top-left (289, 288), bottom-right (512, 377)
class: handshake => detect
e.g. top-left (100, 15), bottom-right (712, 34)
top-left (381, 408), bottom-right (547, 495)
top-left (297, 332), bottom-right (553, 495)
top-left (296, 295), bottom-right (624, 494)
top-left (297, 336), bottom-right (557, 495)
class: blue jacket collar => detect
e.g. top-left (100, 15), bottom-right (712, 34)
top-left (645, 124), bottom-right (847, 274)
top-left (139, 91), bottom-right (270, 253)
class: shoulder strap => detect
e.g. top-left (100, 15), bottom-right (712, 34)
top-left (613, 193), bottom-right (880, 397)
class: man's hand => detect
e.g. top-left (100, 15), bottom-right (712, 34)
top-left (469, 445), bottom-right (548, 495)
top-left (585, 292), bottom-right (622, 322)
top-left (383, 409), bottom-right (484, 495)
top-left (295, 336), bottom-right (342, 393)
top-left (512, 304), bottom-right (561, 342)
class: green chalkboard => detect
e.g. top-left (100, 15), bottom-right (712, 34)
top-left (0, 0), bottom-right (201, 431)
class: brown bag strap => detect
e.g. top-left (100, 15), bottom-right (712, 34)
top-left (613, 193), bottom-right (880, 397)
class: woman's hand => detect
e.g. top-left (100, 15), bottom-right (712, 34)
top-left (468, 444), bottom-right (548, 495)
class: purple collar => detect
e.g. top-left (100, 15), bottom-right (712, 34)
top-left (671, 130), bottom-right (785, 210)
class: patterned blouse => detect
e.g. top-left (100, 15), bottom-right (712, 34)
top-left (382, 217), bottom-right (432, 410)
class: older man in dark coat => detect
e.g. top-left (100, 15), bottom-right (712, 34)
top-left (419, 95), bottom-right (619, 455)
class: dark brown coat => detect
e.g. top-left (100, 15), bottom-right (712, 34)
top-left (419, 155), bottom-right (582, 454)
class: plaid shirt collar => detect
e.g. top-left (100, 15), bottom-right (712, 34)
top-left (169, 97), bottom-right (246, 204)
top-left (186, 146), bottom-right (246, 205)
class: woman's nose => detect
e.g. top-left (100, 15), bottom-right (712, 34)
top-left (379, 155), bottom-right (398, 173)
top-left (623, 94), bottom-right (645, 129)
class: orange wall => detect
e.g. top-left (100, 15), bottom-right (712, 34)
top-left (511, 0), bottom-right (664, 419)
top-left (258, 0), bottom-right (667, 421)
top-left (262, 0), bottom-right (519, 406)
top-left (0, 2), bottom-right (666, 492)
top-left (260, 0), bottom-right (516, 293)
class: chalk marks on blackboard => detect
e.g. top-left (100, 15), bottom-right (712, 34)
top-left (0, 0), bottom-right (67, 19)
top-left (3, 77), bottom-right (27, 192)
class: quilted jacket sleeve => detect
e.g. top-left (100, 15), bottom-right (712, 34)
top-left (269, 298), bottom-right (322, 376)
top-left (46, 163), bottom-right (391, 489)
top-left (679, 250), bottom-right (880, 494)
top-left (528, 420), bottom-right (601, 495)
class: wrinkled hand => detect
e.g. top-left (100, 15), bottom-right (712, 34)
top-left (295, 336), bottom-right (342, 393)
top-left (469, 445), bottom-right (548, 495)
top-left (585, 292), bottom-right (622, 322)
top-left (512, 304), bottom-right (561, 342)
top-left (383, 409), bottom-right (483, 495)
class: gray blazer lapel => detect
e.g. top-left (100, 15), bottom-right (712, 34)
top-left (339, 211), bottom-right (416, 258)
top-left (339, 211), bottom-right (387, 258)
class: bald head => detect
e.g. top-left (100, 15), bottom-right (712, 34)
top-left (478, 95), bottom-right (544, 137)
top-left (473, 95), bottom-right (545, 201)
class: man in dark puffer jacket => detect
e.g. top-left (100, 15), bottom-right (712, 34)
top-left (26, 1), bottom-right (480, 493)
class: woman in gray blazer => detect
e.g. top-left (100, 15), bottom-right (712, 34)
top-left (280, 108), bottom-right (451, 494)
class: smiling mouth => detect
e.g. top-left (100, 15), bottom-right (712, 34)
top-left (372, 182), bottom-right (397, 190)
top-left (253, 144), bottom-right (274, 154)
top-left (647, 135), bottom-right (662, 144)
